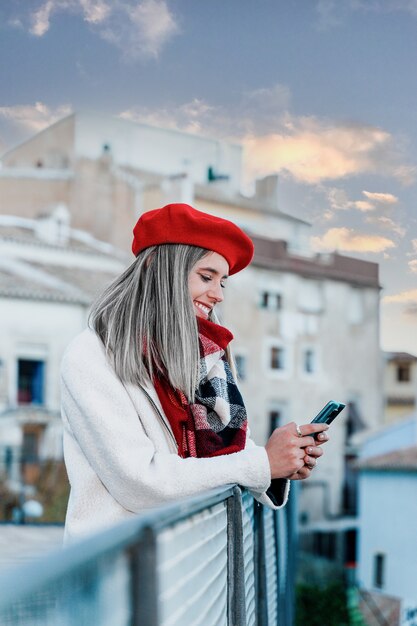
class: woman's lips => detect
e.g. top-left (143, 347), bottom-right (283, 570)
top-left (194, 301), bottom-right (211, 318)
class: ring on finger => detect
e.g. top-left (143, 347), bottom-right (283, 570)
top-left (296, 425), bottom-right (303, 438)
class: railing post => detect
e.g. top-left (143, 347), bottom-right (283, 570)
top-left (255, 502), bottom-right (268, 626)
top-left (284, 483), bottom-right (298, 626)
top-left (227, 486), bottom-right (246, 626)
top-left (129, 526), bottom-right (159, 626)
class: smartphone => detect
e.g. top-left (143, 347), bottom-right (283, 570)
top-left (311, 400), bottom-right (346, 426)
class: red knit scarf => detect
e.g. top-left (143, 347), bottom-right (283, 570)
top-left (153, 317), bottom-right (247, 458)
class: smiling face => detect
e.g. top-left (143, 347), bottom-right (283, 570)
top-left (188, 251), bottom-right (229, 320)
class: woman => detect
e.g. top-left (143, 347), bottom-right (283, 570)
top-left (61, 203), bottom-right (328, 542)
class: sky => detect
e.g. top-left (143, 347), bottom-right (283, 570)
top-left (1, 0), bottom-right (416, 353)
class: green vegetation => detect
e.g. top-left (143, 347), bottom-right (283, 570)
top-left (36, 460), bottom-right (70, 523)
top-left (295, 582), bottom-right (352, 626)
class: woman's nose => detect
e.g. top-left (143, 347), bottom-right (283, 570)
top-left (208, 282), bottom-right (224, 303)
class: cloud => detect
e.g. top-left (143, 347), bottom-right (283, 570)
top-left (315, 0), bottom-right (417, 29)
top-left (29, 0), bottom-right (110, 36)
top-left (362, 190), bottom-right (398, 204)
top-left (329, 189), bottom-right (399, 212)
top-left (319, 187), bottom-right (375, 213)
top-left (120, 98), bottom-right (219, 133)
top-left (23, 0), bottom-right (179, 59)
top-left (120, 83), bottom-right (292, 136)
top-left (101, 0), bottom-right (179, 59)
top-left (0, 102), bottom-right (72, 133)
top-left (409, 260), bottom-right (417, 273)
top-left (324, 187), bottom-right (351, 211)
top-left (383, 288), bottom-right (417, 304)
top-left (353, 200), bottom-right (375, 211)
top-left (365, 215), bottom-right (406, 237)
top-left (315, 0), bottom-right (348, 30)
top-left (392, 164), bottom-right (417, 185)
top-left (411, 239), bottom-right (417, 254)
top-left (30, 0), bottom-right (59, 36)
top-left (318, 186), bottom-right (405, 223)
top-left (311, 227), bottom-right (396, 253)
top-left (242, 117), bottom-right (414, 185)
top-left (79, 0), bottom-right (111, 23)
top-left (243, 85), bottom-right (291, 110)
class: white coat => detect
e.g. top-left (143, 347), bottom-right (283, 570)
top-left (61, 329), bottom-right (289, 543)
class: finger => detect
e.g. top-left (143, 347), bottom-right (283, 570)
top-left (294, 467), bottom-right (312, 480)
top-left (297, 436), bottom-right (316, 448)
top-left (316, 432), bottom-right (329, 443)
top-left (303, 456), bottom-right (317, 468)
top-left (300, 423), bottom-right (329, 435)
top-left (306, 446), bottom-right (323, 458)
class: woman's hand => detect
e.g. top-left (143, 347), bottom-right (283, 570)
top-left (265, 422), bottom-right (329, 480)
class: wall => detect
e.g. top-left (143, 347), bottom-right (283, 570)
top-left (1, 116), bottom-right (75, 168)
top-left (358, 471), bottom-right (417, 601)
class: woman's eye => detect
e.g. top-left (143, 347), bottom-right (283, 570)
top-left (220, 282), bottom-right (226, 289)
top-left (200, 274), bottom-right (211, 282)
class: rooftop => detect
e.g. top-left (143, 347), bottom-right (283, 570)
top-left (384, 351), bottom-right (417, 362)
top-left (252, 235), bottom-right (380, 287)
top-left (0, 214), bottom-right (125, 304)
top-left (0, 260), bottom-right (117, 304)
top-left (357, 445), bottom-right (417, 472)
top-left (0, 215), bottom-right (127, 259)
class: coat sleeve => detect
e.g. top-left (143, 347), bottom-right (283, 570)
top-left (61, 333), bottom-right (274, 514)
top-left (245, 431), bottom-right (290, 510)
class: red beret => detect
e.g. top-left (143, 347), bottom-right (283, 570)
top-left (132, 203), bottom-right (254, 275)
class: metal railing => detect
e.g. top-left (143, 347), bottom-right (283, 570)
top-left (0, 485), bottom-right (296, 626)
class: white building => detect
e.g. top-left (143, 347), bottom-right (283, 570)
top-left (357, 416), bottom-right (417, 625)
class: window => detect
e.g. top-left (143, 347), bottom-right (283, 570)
top-left (269, 410), bottom-right (281, 434)
top-left (313, 532), bottom-right (336, 560)
top-left (397, 363), bottom-right (411, 382)
top-left (260, 291), bottom-right (282, 311)
top-left (297, 280), bottom-right (323, 314)
top-left (266, 341), bottom-right (291, 376)
top-left (347, 288), bottom-right (364, 325)
top-left (270, 347), bottom-right (285, 370)
top-left (373, 553), bottom-right (385, 589)
top-left (299, 313), bottom-right (319, 336)
top-left (303, 348), bottom-right (315, 373)
top-left (235, 355), bottom-right (246, 381)
top-left (17, 359), bottom-right (45, 405)
top-left (268, 402), bottom-right (287, 434)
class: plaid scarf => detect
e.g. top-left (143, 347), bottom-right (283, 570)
top-left (154, 317), bottom-right (248, 458)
